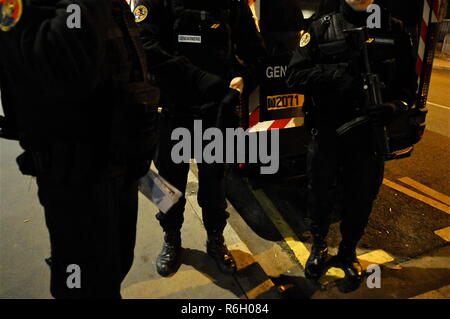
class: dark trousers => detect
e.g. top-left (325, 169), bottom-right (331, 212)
top-left (37, 174), bottom-right (138, 299)
top-left (155, 116), bottom-right (228, 233)
top-left (306, 124), bottom-right (385, 250)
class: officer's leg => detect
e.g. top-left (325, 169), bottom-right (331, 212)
top-left (305, 130), bottom-right (340, 280)
top-left (197, 162), bottom-right (236, 273)
top-left (153, 117), bottom-right (190, 276)
top-left (37, 178), bottom-right (124, 299)
top-left (117, 176), bottom-right (139, 283)
top-left (154, 117), bottom-right (190, 232)
top-left (155, 161), bottom-right (189, 232)
top-left (338, 136), bottom-right (385, 281)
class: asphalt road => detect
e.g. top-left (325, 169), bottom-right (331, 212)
top-left (426, 68), bottom-right (450, 137)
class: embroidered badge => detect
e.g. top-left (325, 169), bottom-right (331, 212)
top-left (0, 0), bottom-right (23, 32)
top-left (299, 32), bottom-right (311, 48)
top-left (134, 5), bottom-right (148, 23)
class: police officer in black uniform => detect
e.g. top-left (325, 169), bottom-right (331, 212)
top-left (0, 0), bottom-right (159, 298)
top-left (287, 0), bottom-right (417, 281)
top-left (317, 0), bottom-right (341, 18)
top-left (133, 0), bottom-right (266, 276)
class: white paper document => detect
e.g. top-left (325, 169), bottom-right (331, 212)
top-left (138, 169), bottom-right (182, 213)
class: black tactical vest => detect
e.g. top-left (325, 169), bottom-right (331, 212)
top-left (99, 0), bottom-right (160, 162)
top-left (1, 1), bottom-right (160, 181)
top-left (106, 0), bottom-right (159, 103)
top-left (168, 0), bottom-right (238, 76)
top-left (314, 12), bottom-right (405, 105)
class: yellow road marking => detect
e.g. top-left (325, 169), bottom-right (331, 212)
top-left (383, 179), bottom-right (450, 215)
top-left (252, 189), bottom-right (310, 267)
top-left (434, 227), bottom-right (450, 242)
top-left (253, 188), bottom-right (398, 285)
top-left (187, 170), bottom-right (277, 298)
top-left (320, 268), bottom-right (345, 284)
top-left (320, 250), bottom-right (395, 285)
top-left (357, 249), bottom-right (394, 265)
top-left (398, 177), bottom-right (450, 206)
top-left (245, 279), bottom-right (277, 299)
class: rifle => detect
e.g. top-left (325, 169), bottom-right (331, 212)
top-left (336, 27), bottom-right (391, 160)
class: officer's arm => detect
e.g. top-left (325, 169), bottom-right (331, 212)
top-left (390, 24), bottom-right (418, 111)
top-left (232, 2), bottom-right (267, 92)
top-left (18, 0), bottom-right (109, 99)
top-left (135, 0), bottom-right (227, 103)
top-left (370, 22), bottom-right (419, 123)
top-left (134, 0), bottom-right (181, 69)
top-left (286, 28), bottom-right (348, 94)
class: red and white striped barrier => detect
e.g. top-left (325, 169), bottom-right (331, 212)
top-left (249, 117), bottom-right (305, 133)
top-left (417, 0), bottom-right (440, 76)
top-left (248, 0), bottom-right (261, 31)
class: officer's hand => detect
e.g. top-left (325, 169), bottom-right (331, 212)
top-left (337, 73), bottom-right (364, 100)
top-left (131, 159), bottom-right (151, 179)
top-left (368, 103), bottom-right (397, 126)
top-left (195, 70), bottom-right (228, 103)
top-left (218, 88), bottom-right (242, 129)
top-left (229, 77), bottom-right (244, 94)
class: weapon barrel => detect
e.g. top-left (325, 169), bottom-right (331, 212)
top-left (340, 27), bottom-right (391, 159)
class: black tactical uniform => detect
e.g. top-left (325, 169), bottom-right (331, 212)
top-left (389, 0), bottom-right (423, 54)
top-left (317, 0), bottom-right (341, 18)
top-left (0, 0), bottom-right (159, 298)
top-left (134, 0), bottom-right (266, 275)
top-left (287, 0), bottom-right (417, 281)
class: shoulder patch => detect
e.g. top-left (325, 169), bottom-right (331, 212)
top-left (0, 0), bottom-right (23, 32)
top-left (299, 32), bottom-right (311, 48)
top-left (133, 5), bottom-right (148, 23)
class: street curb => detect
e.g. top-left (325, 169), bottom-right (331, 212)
top-left (433, 65), bottom-right (450, 71)
top-left (186, 167), bottom-right (282, 299)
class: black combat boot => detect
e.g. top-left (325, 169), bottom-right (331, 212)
top-left (336, 243), bottom-right (363, 282)
top-left (206, 230), bottom-right (237, 274)
top-left (156, 231), bottom-right (182, 277)
top-left (305, 237), bottom-right (328, 280)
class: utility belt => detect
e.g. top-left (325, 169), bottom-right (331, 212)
top-left (16, 140), bottom-right (135, 185)
top-left (122, 82), bottom-right (160, 106)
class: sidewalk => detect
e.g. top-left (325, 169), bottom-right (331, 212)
top-left (433, 56), bottom-right (450, 71)
top-left (121, 164), bottom-right (280, 299)
top-left (0, 140), bottom-right (280, 299)
top-left (0, 138), bottom-right (448, 299)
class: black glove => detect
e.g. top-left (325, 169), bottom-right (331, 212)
top-left (368, 102), bottom-right (397, 126)
top-left (16, 151), bottom-right (37, 177)
top-left (336, 73), bottom-right (364, 101)
top-left (194, 69), bottom-right (228, 104)
top-left (193, 88), bottom-right (240, 127)
top-left (217, 88), bottom-right (241, 128)
top-left (130, 159), bottom-right (151, 179)
top-left (0, 115), bottom-right (6, 138)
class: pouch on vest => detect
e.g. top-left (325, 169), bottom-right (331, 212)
top-left (171, 0), bottom-right (234, 75)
